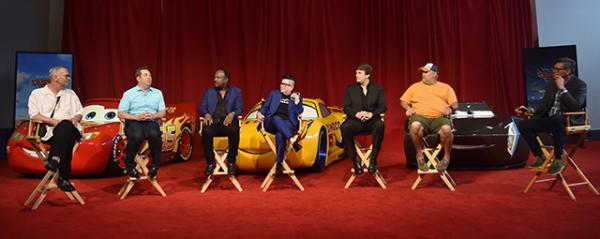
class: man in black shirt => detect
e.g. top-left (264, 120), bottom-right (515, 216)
top-left (341, 64), bottom-right (387, 174)
top-left (257, 74), bottom-right (304, 175)
top-left (199, 69), bottom-right (243, 176)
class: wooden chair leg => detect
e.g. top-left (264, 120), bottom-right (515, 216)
top-left (261, 165), bottom-right (276, 189)
top-left (150, 179), bottom-right (167, 197)
top-left (411, 175), bottom-right (424, 190)
top-left (24, 171), bottom-right (54, 207)
top-left (524, 136), bottom-right (600, 200)
top-left (557, 173), bottom-right (576, 201)
top-left (412, 144), bottom-right (455, 191)
top-left (568, 157), bottom-right (600, 195)
top-left (120, 149), bottom-right (167, 198)
top-left (373, 171), bottom-right (387, 189)
top-left (344, 169), bottom-right (358, 189)
top-left (440, 173), bottom-right (456, 191)
top-left (31, 188), bottom-right (51, 210)
top-left (283, 162), bottom-right (304, 191)
top-left (229, 176), bottom-right (243, 192)
top-left (201, 149), bottom-right (243, 193)
top-left (201, 175), bottom-right (214, 193)
top-left (120, 180), bottom-right (135, 200)
top-left (260, 132), bottom-right (304, 192)
top-left (345, 143), bottom-right (387, 189)
top-left (261, 172), bottom-right (276, 192)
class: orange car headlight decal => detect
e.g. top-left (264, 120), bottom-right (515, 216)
top-left (82, 131), bottom-right (100, 140)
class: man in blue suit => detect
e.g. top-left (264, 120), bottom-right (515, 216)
top-left (257, 74), bottom-right (304, 175)
top-left (199, 69), bottom-right (243, 176)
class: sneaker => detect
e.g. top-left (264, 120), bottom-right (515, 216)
top-left (546, 159), bottom-right (565, 175)
top-left (417, 159), bottom-right (429, 172)
top-left (436, 159), bottom-right (449, 172)
top-left (528, 156), bottom-right (546, 170)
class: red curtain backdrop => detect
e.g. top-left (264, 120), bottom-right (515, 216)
top-left (62, 0), bottom-right (162, 99)
top-left (63, 0), bottom-right (537, 134)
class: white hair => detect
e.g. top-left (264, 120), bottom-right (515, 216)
top-left (48, 66), bottom-right (68, 78)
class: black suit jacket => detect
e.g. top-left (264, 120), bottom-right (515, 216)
top-left (533, 76), bottom-right (587, 118)
top-left (343, 82), bottom-right (387, 119)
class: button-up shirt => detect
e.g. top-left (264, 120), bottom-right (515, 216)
top-left (118, 85), bottom-right (166, 115)
top-left (28, 85), bottom-right (83, 140)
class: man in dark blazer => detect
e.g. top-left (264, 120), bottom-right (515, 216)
top-left (516, 57), bottom-right (587, 175)
top-left (199, 68), bottom-right (243, 176)
top-left (341, 64), bottom-right (387, 174)
top-left (257, 74), bottom-right (304, 175)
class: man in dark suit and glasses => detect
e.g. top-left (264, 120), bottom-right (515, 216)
top-left (515, 57), bottom-right (587, 175)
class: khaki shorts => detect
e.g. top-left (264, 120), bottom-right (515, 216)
top-left (409, 115), bottom-right (452, 135)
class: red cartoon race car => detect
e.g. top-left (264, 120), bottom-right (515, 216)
top-left (7, 98), bottom-right (197, 176)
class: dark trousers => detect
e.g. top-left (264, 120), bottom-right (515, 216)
top-left (47, 120), bottom-right (82, 180)
top-left (202, 119), bottom-right (240, 164)
top-left (516, 115), bottom-right (566, 158)
top-left (124, 120), bottom-right (163, 169)
top-left (340, 118), bottom-right (385, 161)
top-left (264, 116), bottom-right (298, 163)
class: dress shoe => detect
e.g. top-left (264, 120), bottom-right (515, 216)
top-left (227, 162), bottom-right (238, 176)
top-left (45, 159), bottom-right (59, 172)
top-left (57, 178), bottom-right (75, 192)
top-left (352, 158), bottom-right (363, 175)
top-left (292, 142), bottom-right (303, 152)
top-left (204, 162), bottom-right (216, 177)
top-left (148, 166), bottom-right (159, 178)
top-left (275, 163), bottom-right (284, 175)
top-left (368, 156), bottom-right (378, 174)
top-left (127, 168), bottom-right (141, 179)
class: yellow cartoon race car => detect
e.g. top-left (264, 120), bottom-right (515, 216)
top-left (213, 98), bottom-right (346, 172)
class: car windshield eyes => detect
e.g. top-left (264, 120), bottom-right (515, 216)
top-left (104, 111), bottom-right (116, 120)
top-left (85, 111), bottom-right (96, 120)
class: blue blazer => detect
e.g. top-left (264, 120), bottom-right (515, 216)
top-left (259, 90), bottom-right (304, 128)
top-left (198, 85), bottom-right (243, 117)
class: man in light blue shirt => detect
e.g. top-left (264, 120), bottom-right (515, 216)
top-left (118, 66), bottom-right (166, 179)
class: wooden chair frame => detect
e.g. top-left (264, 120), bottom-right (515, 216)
top-left (410, 137), bottom-right (456, 191)
top-left (259, 118), bottom-right (309, 192)
top-left (117, 119), bottom-right (167, 199)
top-left (23, 120), bottom-right (85, 210)
top-left (523, 110), bottom-right (599, 201)
top-left (344, 136), bottom-right (388, 189)
top-left (199, 116), bottom-right (243, 193)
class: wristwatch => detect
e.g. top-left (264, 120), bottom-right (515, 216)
top-left (559, 89), bottom-right (568, 95)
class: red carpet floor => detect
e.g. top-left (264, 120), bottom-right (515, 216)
top-left (1, 141), bottom-right (600, 239)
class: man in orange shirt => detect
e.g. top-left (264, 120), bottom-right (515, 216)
top-left (400, 63), bottom-right (458, 172)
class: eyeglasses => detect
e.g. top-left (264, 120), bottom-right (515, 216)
top-left (280, 82), bottom-right (293, 87)
top-left (553, 67), bottom-right (567, 71)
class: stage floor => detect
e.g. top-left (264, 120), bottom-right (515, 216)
top-left (1, 141), bottom-right (600, 239)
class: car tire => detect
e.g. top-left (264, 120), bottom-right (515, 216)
top-left (105, 134), bottom-right (127, 176)
top-left (175, 125), bottom-right (193, 161)
top-left (311, 129), bottom-right (328, 172)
